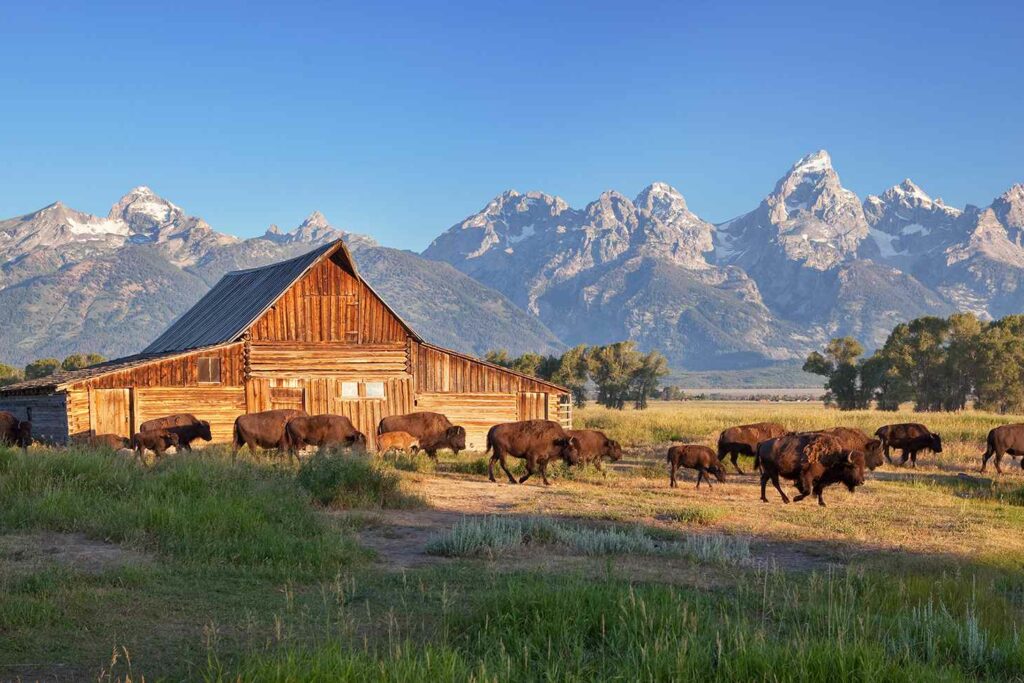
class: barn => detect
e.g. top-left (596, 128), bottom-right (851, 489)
top-left (0, 240), bottom-right (571, 448)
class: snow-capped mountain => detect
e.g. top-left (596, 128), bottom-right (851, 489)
top-left (0, 189), bottom-right (563, 365)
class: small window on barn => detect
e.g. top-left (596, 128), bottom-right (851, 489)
top-left (198, 357), bottom-right (221, 384)
top-left (364, 381), bottom-right (385, 399)
top-left (340, 381), bottom-right (359, 398)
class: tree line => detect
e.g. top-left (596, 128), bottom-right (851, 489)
top-left (485, 341), bottom-right (669, 409)
top-left (804, 313), bottom-right (1024, 413)
top-left (0, 353), bottom-right (107, 387)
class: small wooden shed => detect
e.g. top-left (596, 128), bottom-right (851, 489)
top-left (0, 240), bottom-right (571, 448)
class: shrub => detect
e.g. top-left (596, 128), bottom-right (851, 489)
top-left (297, 450), bottom-right (424, 509)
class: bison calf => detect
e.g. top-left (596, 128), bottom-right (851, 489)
top-left (486, 420), bottom-right (580, 486)
top-left (667, 445), bottom-right (726, 490)
top-left (567, 429), bottom-right (622, 472)
top-left (758, 433), bottom-right (865, 507)
top-left (73, 432), bottom-right (130, 450)
top-left (132, 429), bottom-right (180, 465)
top-left (980, 424), bottom-right (1024, 474)
top-left (874, 423), bottom-right (942, 468)
top-left (377, 430), bottom-right (420, 454)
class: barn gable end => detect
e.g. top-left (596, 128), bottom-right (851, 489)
top-left (0, 239), bottom-right (569, 447)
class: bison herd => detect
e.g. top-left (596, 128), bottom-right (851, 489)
top-left (5, 406), bottom-right (1024, 503)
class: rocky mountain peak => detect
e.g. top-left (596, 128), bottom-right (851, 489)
top-left (108, 185), bottom-right (184, 233)
top-left (634, 182), bottom-right (689, 218)
top-left (993, 184), bottom-right (1024, 233)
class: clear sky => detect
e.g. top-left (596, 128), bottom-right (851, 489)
top-left (1, 0), bottom-right (1021, 250)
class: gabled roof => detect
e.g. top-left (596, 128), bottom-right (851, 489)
top-left (144, 240), bottom-right (418, 354)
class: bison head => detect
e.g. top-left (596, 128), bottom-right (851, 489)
top-left (863, 439), bottom-right (884, 470)
top-left (445, 425), bottom-right (466, 454)
top-left (554, 436), bottom-right (581, 465)
top-left (165, 432), bottom-right (181, 448)
top-left (930, 433), bottom-right (943, 453)
top-left (605, 438), bottom-right (623, 462)
top-left (349, 431), bottom-right (368, 451)
top-left (16, 420), bottom-right (32, 449)
top-left (199, 420), bottom-right (213, 441)
top-left (837, 450), bottom-right (866, 492)
top-left (709, 462), bottom-right (727, 483)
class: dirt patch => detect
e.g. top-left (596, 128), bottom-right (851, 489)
top-left (0, 532), bottom-right (149, 575)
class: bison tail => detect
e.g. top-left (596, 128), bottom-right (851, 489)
top-left (484, 427), bottom-right (495, 456)
top-left (232, 421), bottom-right (243, 451)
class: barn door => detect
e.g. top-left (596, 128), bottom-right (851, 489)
top-left (269, 386), bottom-right (305, 412)
top-left (90, 388), bottom-right (132, 438)
top-left (518, 392), bottom-right (549, 421)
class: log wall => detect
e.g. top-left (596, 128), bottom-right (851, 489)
top-left (135, 387), bottom-right (246, 443)
top-left (248, 342), bottom-right (408, 378)
top-left (69, 344), bottom-right (244, 390)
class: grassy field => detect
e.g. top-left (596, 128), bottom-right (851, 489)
top-left (2, 402), bottom-right (1024, 681)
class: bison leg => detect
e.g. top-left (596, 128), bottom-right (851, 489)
top-left (669, 460), bottom-right (677, 488)
top-left (910, 450), bottom-right (918, 468)
top-left (814, 485), bottom-right (827, 507)
top-left (899, 449), bottom-right (909, 467)
top-left (770, 473), bottom-right (789, 504)
top-left (498, 452), bottom-right (518, 484)
top-left (883, 443), bottom-right (893, 464)
top-left (980, 447), bottom-right (993, 473)
top-left (695, 469), bottom-right (703, 489)
top-left (488, 453), bottom-right (498, 482)
top-left (539, 459), bottom-right (551, 486)
top-left (730, 450), bottom-right (744, 475)
top-left (760, 472), bottom-right (769, 502)
top-left (518, 458), bottom-right (535, 484)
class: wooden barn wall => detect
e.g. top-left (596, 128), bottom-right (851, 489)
top-left (0, 394), bottom-right (68, 444)
top-left (248, 342), bottom-right (408, 378)
top-left (67, 390), bottom-right (91, 438)
top-left (135, 387), bottom-right (246, 443)
top-left (410, 342), bottom-right (562, 395)
top-left (249, 254), bottom-right (407, 344)
top-left (70, 344), bottom-right (244, 390)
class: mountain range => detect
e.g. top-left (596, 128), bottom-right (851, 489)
top-left (1, 150), bottom-right (1022, 375)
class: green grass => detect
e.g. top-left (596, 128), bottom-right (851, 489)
top-left (660, 504), bottom-right (728, 526)
top-left (0, 446), bottom-right (360, 574)
top-left (296, 450), bottom-right (426, 510)
top-left (204, 566), bottom-right (1024, 682)
top-left (424, 515), bottom-right (751, 565)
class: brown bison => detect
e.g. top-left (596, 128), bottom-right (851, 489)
top-left (232, 409), bottom-right (307, 459)
top-left (874, 423), bottom-right (942, 468)
top-left (980, 424), bottom-right (1024, 474)
top-left (567, 429), bottom-right (623, 471)
top-left (72, 432), bottom-right (130, 450)
top-left (718, 422), bottom-right (788, 474)
top-left (139, 413), bottom-right (212, 452)
top-left (377, 412), bottom-right (466, 458)
top-left (132, 429), bottom-right (180, 464)
top-left (0, 411), bottom-right (32, 450)
top-left (813, 427), bottom-right (885, 470)
top-left (376, 431), bottom-right (420, 454)
top-left (286, 414), bottom-right (367, 456)
top-left (486, 420), bottom-right (581, 486)
top-left (757, 433), bottom-right (866, 507)
top-left (667, 444), bottom-right (726, 489)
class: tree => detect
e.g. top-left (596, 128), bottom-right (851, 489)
top-left (484, 349), bottom-right (512, 367)
top-left (588, 342), bottom-right (644, 409)
top-left (61, 353), bottom-right (107, 371)
top-left (803, 337), bottom-right (869, 410)
top-left (86, 353), bottom-right (106, 366)
top-left (631, 351), bottom-right (669, 409)
top-left (940, 313), bottom-right (983, 411)
top-left (975, 315), bottom-right (1024, 413)
top-left (25, 358), bottom-right (61, 380)
top-left (551, 344), bottom-right (591, 407)
top-left (0, 363), bottom-right (22, 387)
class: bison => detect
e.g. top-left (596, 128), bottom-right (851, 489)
top-left (718, 422), bottom-right (788, 474)
top-left (139, 413), bottom-right (212, 452)
top-left (376, 430), bottom-right (420, 454)
top-left (377, 412), bottom-right (466, 459)
top-left (812, 427), bottom-right (885, 470)
top-left (567, 429), bottom-right (623, 472)
top-left (0, 411), bottom-right (32, 450)
top-left (874, 423), bottom-right (942, 468)
top-left (667, 444), bottom-right (726, 489)
top-left (757, 433), bottom-right (866, 507)
top-left (285, 414), bottom-right (367, 457)
top-left (232, 409), bottom-right (307, 460)
top-left (132, 429), bottom-right (180, 465)
top-left (485, 420), bottom-right (580, 486)
top-left (980, 424), bottom-right (1024, 474)
top-left (72, 432), bottom-right (130, 450)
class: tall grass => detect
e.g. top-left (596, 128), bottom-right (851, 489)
top-left (424, 515), bottom-right (751, 566)
top-left (205, 567), bottom-right (1024, 681)
top-left (0, 446), bottom-right (361, 573)
top-left (296, 450), bottom-right (425, 509)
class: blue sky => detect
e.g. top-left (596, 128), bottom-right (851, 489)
top-left (1, 1), bottom-right (1021, 250)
